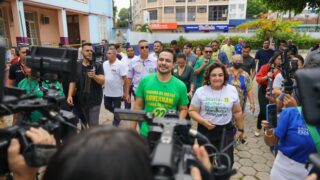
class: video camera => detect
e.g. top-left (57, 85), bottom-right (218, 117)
top-left (280, 48), bottom-right (298, 94)
top-left (114, 109), bottom-right (236, 180)
top-left (0, 45), bottom-right (78, 175)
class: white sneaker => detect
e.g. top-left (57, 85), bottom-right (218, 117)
top-left (254, 129), bottom-right (260, 137)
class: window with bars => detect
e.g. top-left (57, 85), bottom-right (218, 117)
top-left (188, 0), bottom-right (196, 2)
top-left (187, 7), bottom-right (196, 21)
top-left (208, 5), bottom-right (228, 21)
top-left (176, 0), bottom-right (185, 2)
top-left (164, 7), bottom-right (174, 14)
top-left (25, 12), bottom-right (39, 45)
top-left (149, 10), bottom-right (158, 20)
top-left (148, 0), bottom-right (157, 2)
top-left (176, 7), bottom-right (185, 22)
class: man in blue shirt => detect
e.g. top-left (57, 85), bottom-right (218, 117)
top-left (235, 38), bottom-right (244, 55)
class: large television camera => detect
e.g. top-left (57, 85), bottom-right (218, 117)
top-left (114, 109), bottom-right (236, 180)
top-left (280, 49), bottom-right (298, 94)
top-left (0, 46), bottom-right (78, 175)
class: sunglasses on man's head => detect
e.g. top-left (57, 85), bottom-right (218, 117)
top-left (140, 46), bottom-right (149, 50)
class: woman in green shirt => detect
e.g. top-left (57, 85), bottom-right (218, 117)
top-left (17, 63), bottom-right (64, 122)
top-left (172, 53), bottom-right (194, 99)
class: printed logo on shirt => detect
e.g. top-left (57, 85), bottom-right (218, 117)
top-left (136, 64), bottom-right (144, 72)
top-left (204, 97), bottom-right (229, 117)
top-left (153, 107), bottom-right (167, 117)
top-left (297, 127), bottom-right (309, 136)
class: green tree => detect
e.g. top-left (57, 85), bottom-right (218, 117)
top-left (237, 19), bottom-right (301, 43)
top-left (136, 23), bottom-right (152, 33)
top-left (262, 0), bottom-right (320, 14)
top-left (118, 8), bottom-right (129, 20)
top-left (112, 0), bottom-right (117, 25)
top-left (246, 0), bottom-right (268, 19)
top-left (116, 8), bottom-right (129, 27)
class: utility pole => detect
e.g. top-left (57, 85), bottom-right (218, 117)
top-left (129, 0), bottom-right (133, 30)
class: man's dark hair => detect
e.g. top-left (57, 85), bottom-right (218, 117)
top-left (210, 40), bottom-right (220, 45)
top-left (154, 40), bottom-right (163, 46)
top-left (242, 45), bottom-right (251, 50)
top-left (160, 48), bottom-right (176, 63)
top-left (295, 54), bottom-right (304, 65)
top-left (176, 53), bottom-right (186, 60)
top-left (171, 40), bottom-right (178, 45)
top-left (126, 45), bottom-right (134, 51)
top-left (43, 127), bottom-right (152, 180)
top-left (203, 63), bottom-right (229, 86)
top-left (279, 40), bottom-right (286, 45)
top-left (82, 42), bottom-right (92, 48)
top-left (114, 44), bottom-right (121, 49)
top-left (183, 42), bottom-right (192, 48)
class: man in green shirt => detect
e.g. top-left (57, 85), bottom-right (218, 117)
top-left (131, 49), bottom-right (189, 137)
top-left (194, 46), bottom-right (219, 89)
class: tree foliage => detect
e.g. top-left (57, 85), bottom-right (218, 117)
top-left (246, 0), bottom-right (268, 19)
top-left (262, 0), bottom-right (320, 14)
top-left (116, 8), bottom-right (129, 27)
top-left (112, 0), bottom-right (117, 21)
top-left (118, 8), bottom-right (129, 20)
top-left (136, 23), bottom-right (152, 33)
top-left (237, 19), bottom-right (301, 40)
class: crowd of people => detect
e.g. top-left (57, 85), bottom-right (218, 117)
top-left (2, 36), bottom-right (320, 180)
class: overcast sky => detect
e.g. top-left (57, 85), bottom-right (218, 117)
top-left (114, 0), bottom-right (130, 11)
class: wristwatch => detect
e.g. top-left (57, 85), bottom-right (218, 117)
top-left (238, 128), bottom-right (244, 133)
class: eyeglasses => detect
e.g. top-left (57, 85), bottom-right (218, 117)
top-left (140, 46), bottom-right (149, 49)
top-left (204, 51), bottom-right (213, 54)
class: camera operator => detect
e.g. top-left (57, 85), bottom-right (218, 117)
top-left (4, 128), bottom-right (56, 180)
top-left (7, 46), bottom-right (29, 87)
top-left (262, 61), bottom-right (320, 180)
top-left (17, 63), bottom-right (64, 122)
top-left (130, 49), bottom-right (189, 138)
top-left (67, 43), bottom-right (105, 127)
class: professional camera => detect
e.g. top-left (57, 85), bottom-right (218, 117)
top-left (0, 46), bottom-right (79, 175)
top-left (114, 109), bottom-right (236, 180)
top-left (93, 44), bottom-right (108, 63)
top-left (280, 48), bottom-right (298, 94)
top-left (296, 67), bottom-right (320, 177)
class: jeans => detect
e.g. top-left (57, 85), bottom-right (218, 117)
top-left (81, 105), bottom-right (101, 127)
top-left (104, 96), bottom-right (122, 127)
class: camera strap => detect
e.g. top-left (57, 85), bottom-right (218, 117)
top-left (298, 107), bottom-right (320, 153)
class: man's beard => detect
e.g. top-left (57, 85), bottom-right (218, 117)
top-left (157, 65), bottom-right (170, 75)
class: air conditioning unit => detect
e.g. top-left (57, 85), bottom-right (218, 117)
top-left (41, 16), bottom-right (50, 25)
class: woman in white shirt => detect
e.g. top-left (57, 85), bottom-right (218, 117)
top-left (189, 63), bottom-right (244, 167)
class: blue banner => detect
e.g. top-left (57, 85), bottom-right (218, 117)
top-left (184, 24), bottom-right (229, 32)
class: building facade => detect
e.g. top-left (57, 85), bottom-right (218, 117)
top-left (0, 0), bottom-right (113, 47)
top-left (132, 0), bottom-right (247, 33)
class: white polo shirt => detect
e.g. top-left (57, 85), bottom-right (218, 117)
top-left (103, 59), bottom-right (127, 97)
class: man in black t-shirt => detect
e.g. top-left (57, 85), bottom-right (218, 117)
top-left (241, 45), bottom-right (256, 79)
top-left (7, 46), bottom-right (29, 86)
top-left (255, 40), bottom-right (274, 72)
top-left (67, 43), bottom-right (105, 127)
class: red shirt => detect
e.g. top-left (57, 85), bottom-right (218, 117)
top-left (10, 57), bottom-right (19, 64)
top-left (256, 64), bottom-right (281, 87)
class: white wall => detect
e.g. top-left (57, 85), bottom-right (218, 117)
top-left (28, 0), bottom-right (90, 12)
